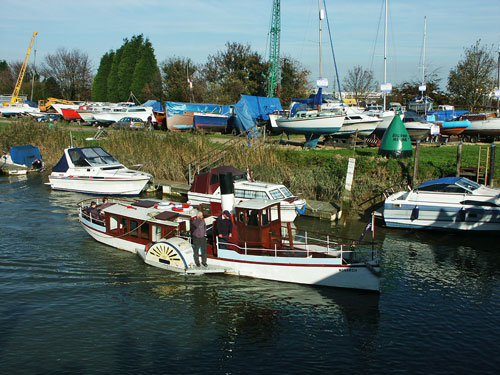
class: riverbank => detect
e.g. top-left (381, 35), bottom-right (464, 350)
top-left (1, 118), bottom-right (499, 210)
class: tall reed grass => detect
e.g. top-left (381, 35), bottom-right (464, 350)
top-left (2, 119), bottom-right (498, 207)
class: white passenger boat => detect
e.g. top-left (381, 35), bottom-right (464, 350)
top-left (0, 102), bottom-right (40, 117)
top-left (48, 147), bottom-right (152, 195)
top-left (77, 191), bottom-right (381, 291)
top-left (187, 166), bottom-right (306, 223)
top-left (1, 144), bottom-right (44, 175)
top-left (383, 177), bottom-right (500, 231)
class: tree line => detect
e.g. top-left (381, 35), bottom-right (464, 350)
top-left (0, 37), bottom-right (497, 111)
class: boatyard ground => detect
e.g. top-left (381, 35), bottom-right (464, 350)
top-left (1, 118), bottom-right (499, 212)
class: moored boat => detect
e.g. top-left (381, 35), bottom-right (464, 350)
top-left (187, 165), bottom-right (306, 223)
top-left (383, 177), bottom-right (500, 231)
top-left (77, 185), bottom-right (381, 292)
top-left (1, 144), bottom-right (44, 175)
top-left (48, 146), bottom-right (152, 195)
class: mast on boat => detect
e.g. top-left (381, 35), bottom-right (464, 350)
top-left (318, 0), bottom-right (323, 79)
top-left (421, 16), bottom-right (428, 116)
top-left (383, 0), bottom-right (388, 111)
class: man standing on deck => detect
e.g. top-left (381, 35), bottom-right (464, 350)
top-left (191, 211), bottom-right (207, 267)
top-left (216, 210), bottom-right (233, 250)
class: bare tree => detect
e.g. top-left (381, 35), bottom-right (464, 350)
top-left (448, 40), bottom-right (496, 111)
top-left (41, 48), bottom-right (93, 100)
top-left (343, 65), bottom-right (377, 102)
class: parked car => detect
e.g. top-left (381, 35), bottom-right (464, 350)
top-left (113, 117), bottom-right (146, 130)
top-left (36, 113), bottom-right (62, 123)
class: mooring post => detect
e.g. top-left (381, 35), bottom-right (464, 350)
top-left (412, 140), bottom-right (421, 188)
top-left (456, 142), bottom-right (463, 177)
top-left (489, 143), bottom-right (496, 187)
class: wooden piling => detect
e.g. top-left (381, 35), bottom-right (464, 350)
top-left (456, 142), bottom-right (463, 177)
top-left (489, 143), bottom-right (496, 187)
top-left (412, 140), bottom-right (421, 188)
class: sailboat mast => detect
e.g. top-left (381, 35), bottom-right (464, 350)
top-left (318, 0), bottom-right (323, 78)
top-left (383, 0), bottom-right (388, 111)
top-left (422, 16), bottom-right (426, 86)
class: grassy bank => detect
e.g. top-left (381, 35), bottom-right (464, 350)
top-left (1, 119), bottom-right (499, 209)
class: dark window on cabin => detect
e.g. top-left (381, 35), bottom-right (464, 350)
top-left (141, 222), bottom-right (150, 240)
top-left (262, 208), bottom-right (270, 226)
top-left (120, 218), bottom-right (127, 233)
top-left (130, 220), bottom-right (139, 237)
top-left (247, 210), bottom-right (259, 226)
top-left (210, 174), bottom-right (219, 185)
top-left (238, 211), bottom-right (245, 223)
top-left (417, 184), bottom-right (465, 193)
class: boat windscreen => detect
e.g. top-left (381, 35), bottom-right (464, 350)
top-left (269, 189), bottom-right (285, 200)
top-left (280, 187), bottom-right (293, 198)
top-left (81, 147), bottom-right (121, 167)
top-left (456, 178), bottom-right (480, 192)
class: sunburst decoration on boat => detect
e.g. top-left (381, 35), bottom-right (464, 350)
top-left (147, 243), bottom-right (185, 269)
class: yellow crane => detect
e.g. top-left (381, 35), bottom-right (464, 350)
top-left (4, 31), bottom-right (38, 106)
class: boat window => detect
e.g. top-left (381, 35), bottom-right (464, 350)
top-left (130, 220), bottom-right (139, 237)
top-left (247, 210), bottom-right (259, 226)
top-left (141, 222), bottom-right (150, 240)
top-left (235, 189), bottom-right (268, 199)
top-left (237, 211), bottom-right (245, 223)
top-left (79, 147), bottom-right (120, 167)
top-left (69, 149), bottom-right (90, 167)
top-left (279, 187), bottom-right (293, 198)
top-left (417, 184), bottom-right (466, 193)
top-left (152, 225), bottom-right (162, 242)
top-left (269, 189), bottom-right (285, 200)
top-left (262, 208), bottom-right (270, 226)
top-left (210, 174), bottom-right (219, 185)
top-left (128, 108), bottom-right (146, 112)
top-left (120, 218), bottom-right (127, 233)
top-left (270, 205), bottom-right (279, 222)
top-left (109, 215), bottom-right (118, 231)
top-left (456, 178), bottom-right (480, 192)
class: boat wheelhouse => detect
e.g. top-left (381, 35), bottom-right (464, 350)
top-left (383, 177), bottom-right (500, 231)
top-left (48, 147), bottom-right (152, 195)
top-left (187, 166), bottom-right (306, 223)
top-left (78, 197), bottom-right (381, 291)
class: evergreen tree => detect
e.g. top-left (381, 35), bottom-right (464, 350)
top-left (107, 46), bottom-right (124, 102)
top-left (118, 34), bottom-right (144, 100)
top-left (279, 57), bottom-right (311, 107)
top-left (42, 76), bottom-right (62, 98)
top-left (92, 51), bottom-right (114, 101)
top-left (161, 57), bottom-right (196, 102)
top-left (130, 39), bottom-right (160, 102)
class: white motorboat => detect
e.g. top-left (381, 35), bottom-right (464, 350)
top-left (187, 166), bottom-right (306, 223)
top-left (93, 106), bottom-right (155, 124)
top-left (333, 109), bottom-right (381, 138)
top-left (402, 111), bottom-right (432, 141)
top-left (383, 177), bottom-right (500, 231)
top-left (48, 146), bottom-right (152, 195)
top-left (0, 102), bottom-right (40, 117)
top-left (1, 144), bottom-right (44, 175)
top-left (461, 116), bottom-right (500, 142)
top-left (77, 193), bottom-right (381, 292)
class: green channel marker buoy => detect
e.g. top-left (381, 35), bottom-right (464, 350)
top-left (378, 113), bottom-right (413, 158)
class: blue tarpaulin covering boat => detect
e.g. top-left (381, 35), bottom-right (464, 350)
top-left (141, 100), bottom-right (164, 112)
top-left (9, 144), bottom-right (42, 168)
top-left (232, 95), bottom-right (282, 134)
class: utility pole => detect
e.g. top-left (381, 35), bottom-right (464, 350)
top-left (497, 44), bottom-right (500, 117)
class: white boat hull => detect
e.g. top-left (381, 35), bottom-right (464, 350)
top-left (81, 219), bottom-right (143, 253)
top-left (49, 175), bottom-right (150, 195)
top-left (276, 114), bottom-right (344, 135)
top-left (208, 249), bottom-right (380, 291)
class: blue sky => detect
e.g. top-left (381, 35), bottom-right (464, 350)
top-left (1, 0), bottom-right (499, 90)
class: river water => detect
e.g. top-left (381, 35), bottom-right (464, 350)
top-left (1, 174), bottom-right (499, 374)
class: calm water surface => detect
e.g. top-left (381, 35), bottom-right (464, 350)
top-left (1, 174), bottom-right (499, 374)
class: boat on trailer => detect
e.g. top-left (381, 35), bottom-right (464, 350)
top-left (77, 181), bottom-right (381, 292)
top-left (383, 177), bottom-right (500, 231)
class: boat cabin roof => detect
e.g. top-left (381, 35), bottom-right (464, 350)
top-left (235, 198), bottom-right (281, 210)
top-left (102, 203), bottom-right (180, 225)
top-left (416, 177), bottom-right (480, 193)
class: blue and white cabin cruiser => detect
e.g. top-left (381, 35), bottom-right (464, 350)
top-left (1, 144), bottom-right (44, 175)
top-left (383, 177), bottom-right (500, 231)
top-left (48, 147), bottom-right (152, 195)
